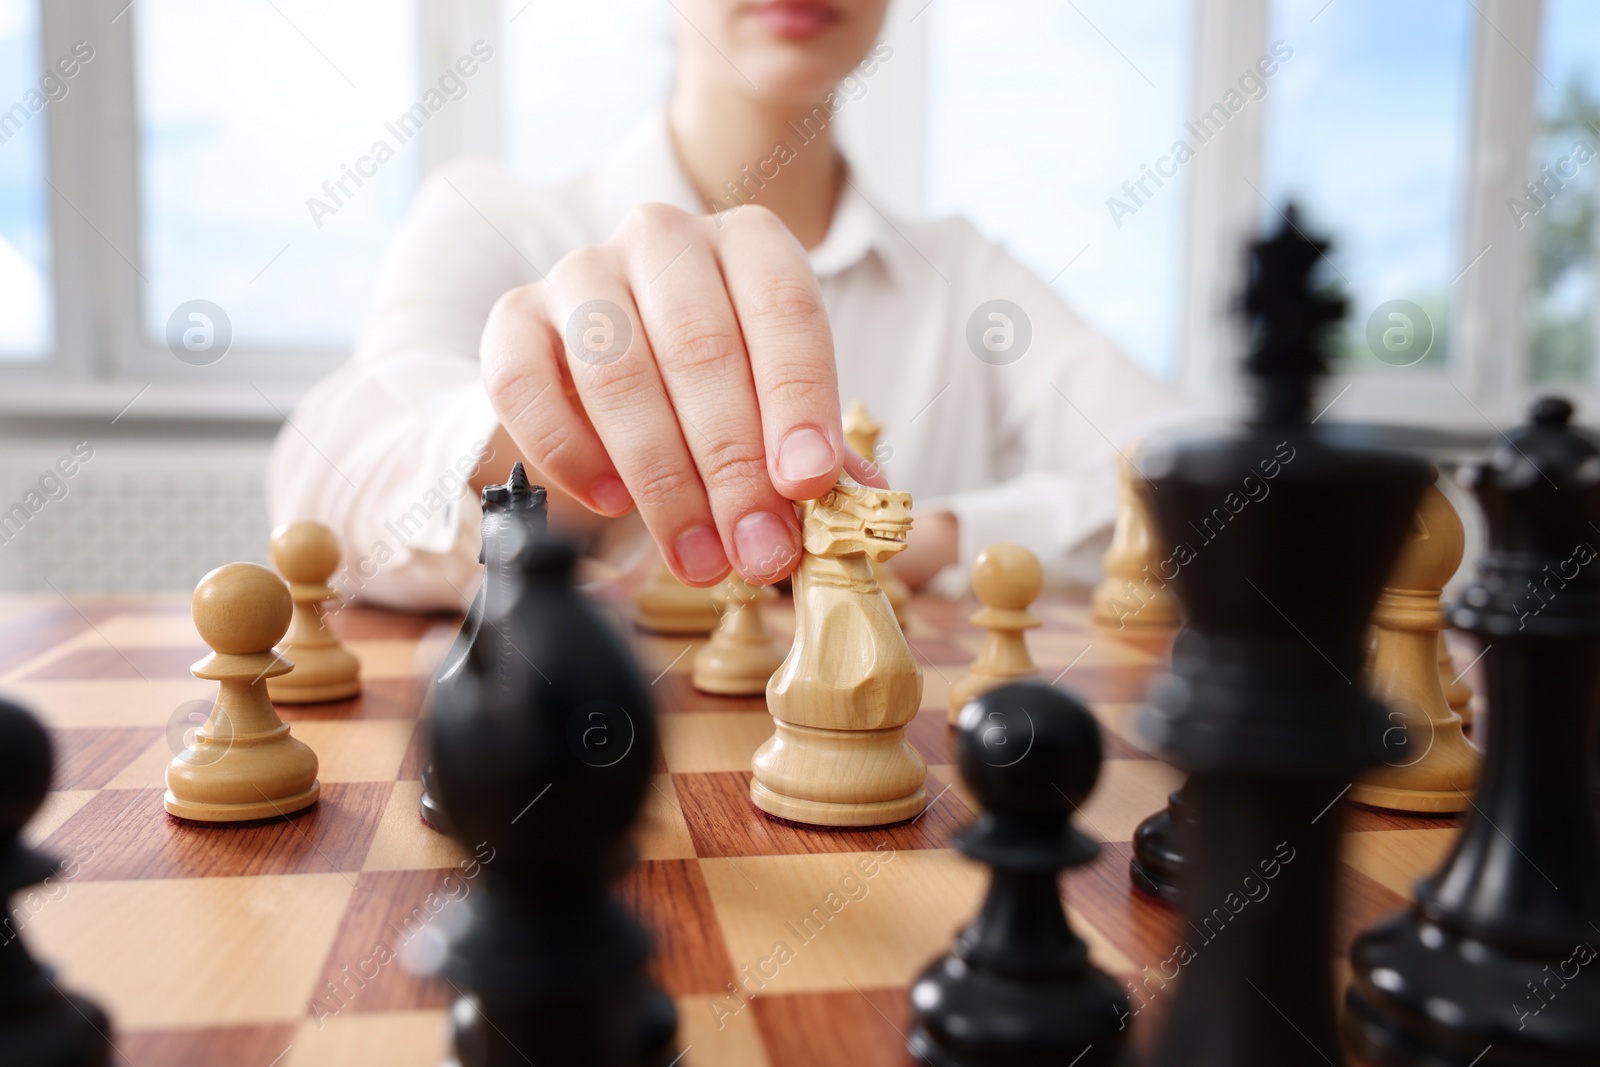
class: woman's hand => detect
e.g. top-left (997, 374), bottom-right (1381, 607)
top-left (480, 202), bottom-right (862, 587)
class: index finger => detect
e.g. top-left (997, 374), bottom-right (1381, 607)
top-left (713, 207), bottom-right (844, 502)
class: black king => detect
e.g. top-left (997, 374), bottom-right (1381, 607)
top-left (1138, 207), bottom-right (1429, 1066)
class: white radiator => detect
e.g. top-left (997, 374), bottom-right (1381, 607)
top-left (0, 437), bottom-right (273, 594)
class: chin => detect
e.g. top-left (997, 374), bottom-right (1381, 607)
top-left (742, 52), bottom-right (854, 105)
top-left (701, 0), bottom-right (886, 103)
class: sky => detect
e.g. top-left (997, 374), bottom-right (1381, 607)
top-left (1259, 0), bottom-right (1474, 371)
top-left (927, 0), bottom-right (1191, 378)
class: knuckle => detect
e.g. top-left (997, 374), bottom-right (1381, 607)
top-left (487, 282), bottom-right (544, 326)
top-left (547, 244), bottom-right (612, 287)
top-left (577, 355), bottom-right (654, 404)
top-left (749, 281), bottom-right (826, 331)
top-left (725, 202), bottom-right (783, 234)
top-left (481, 356), bottom-right (522, 408)
top-left (518, 418), bottom-right (582, 473)
top-left (616, 201), bottom-right (693, 242)
top-left (656, 313), bottom-right (741, 372)
top-left (760, 362), bottom-right (835, 408)
top-left (628, 457), bottom-right (698, 509)
top-left (697, 438), bottom-right (769, 496)
top-left (481, 348), bottom-right (546, 416)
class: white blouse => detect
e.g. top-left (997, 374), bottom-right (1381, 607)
top-left (267, 113), bottom-right (1184, 611)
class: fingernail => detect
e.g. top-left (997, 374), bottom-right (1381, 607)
top-left (777, 426), bottom-right (836, 484)
top-left (735, 510), bottom-right (798, 581)
top-left (674, 525), bottom-right (727, 584)
top-left (590, 475), bottom-right (632, 516)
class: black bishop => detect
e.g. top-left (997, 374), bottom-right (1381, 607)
top-left (427, 505), bottom-right (677, 1066)
top-left (420, 462), bottom-right (547, 835)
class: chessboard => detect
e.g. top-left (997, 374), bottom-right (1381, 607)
top-left (0, 587), bottom-right (1472, 1067)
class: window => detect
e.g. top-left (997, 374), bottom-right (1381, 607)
top-left (3, 0), bottom-right (1591, 427)
top-left (1525, 0), bottom-right (1600, 386)
top-left (1259, 0), bottom-right (1474, 373)
top-left (499, 0), bottom-right (673, 189)
top-left (927, 0), bottom-right (1192, 379)
top-left (0, 0), bottom-right (53, 360)
top-left (134, 0), bottom-right (419, 351)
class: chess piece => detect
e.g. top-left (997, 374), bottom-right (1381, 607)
top-left (844, 401), bottom-right (911, 625)
top-left (1352, 474), bottom-right (1480, 812)
top-left (1438, 633), bottom-right (1474, 725)
top-left (1093, 453), bottom-right (1180, 629)
top-left (632, 558), bottom-right (719, 634)
top-left (430, 532), bottom-right (678, 1067)
top-left (1138, 207), bottom-right (1429, 1067)
top-left (1128, 772), bottom-right (1196, 907)
top-left (421, 463), bottom-right (547, 835)
top-left (1345, 396), bottom-right (1600, 1066)
top-left (752, 474), bottom-right (926, 827)
top-left (909, 681), bottom-right (1129, 1066)
top-left (692, 575), bottom-right (784, 695)
top-left (842, 400), bottom-right (882, 462)
top-left (1117, 450), bottom-right (1190, 904)
top-left (265, 521), bottom-right (361, 703)
top-left (948, 543), bottom-right (1043, 724)
top-left (0, 697), bottom-right (113, 1067)
top-left (165, 563), bottom-right (321, 822)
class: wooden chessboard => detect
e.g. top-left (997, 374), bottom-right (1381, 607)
top-left (1, 588), bottom-right (1471, 1067)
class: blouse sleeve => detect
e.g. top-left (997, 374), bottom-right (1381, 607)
top-left (923, 241), bottom-right (1192, 591)
top-left (265, 158), bottom-right (552, 611)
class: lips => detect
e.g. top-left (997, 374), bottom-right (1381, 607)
top-left (751, 0), bottom-right (841, 40)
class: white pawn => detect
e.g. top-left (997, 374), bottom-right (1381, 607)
top-left (165, 562), bottom-right (321, 822)
top-left (267, 522), bottom-right (361, 703)
top-left (1353, 476), bottom-right (1480, 812)
top-left (949, 544), bottom-right (1044, 724)
top-left (692, 575), bottom-right (785, 695)
top-left (1093, 454), bottom-right (1179, 629)
top-left (633, 558), bottom-right (719, 634)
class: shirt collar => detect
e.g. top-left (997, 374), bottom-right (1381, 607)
top-left (587, 110), bottom-right (908, 285)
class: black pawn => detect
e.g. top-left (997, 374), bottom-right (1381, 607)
top-left (1130, 669), bottom-right (1198, 907)
top-left (1129, 781), bottom-right (1194, 906)
top-left (0, 698), bottom-right (112, 1067)
top-left (420, 462), bottom-right (547, 835)
top-left (429, 532), bottom-right (677, 1067)
top-left (1139, 208), bottom-right (1428, 1067)
top-left (1130, 633), bottom-right (1224, 910)
top-left (908, 680), bottom-right (1129, 1067)
top-left (1345, 396), bottom-right (1600, 1066)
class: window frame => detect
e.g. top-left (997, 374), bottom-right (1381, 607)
top-left (5, 0), bottom-right (500, 421)
top-left (1, 0), bottom-right (1570, 431)
top-left (1177, 0), bottom-right (1547, 430)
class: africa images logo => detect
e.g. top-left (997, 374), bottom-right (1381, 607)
top-left (565, 300), bottom-right (633, 367)
top-left (166, 300), bottom-right (233, 366)
top-left (966, 300), bottom-right (1033, 366)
